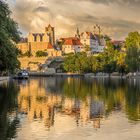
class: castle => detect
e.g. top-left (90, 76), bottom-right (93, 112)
top-left (17, 24), bottom-right (61, 57)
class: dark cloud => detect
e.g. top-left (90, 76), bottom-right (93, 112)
top-left (52, 0), bottom-right (140, 6)
top-left (66, 13), bottom-right (140, 38)
top-left (33, 6), bottom-right (50, 12)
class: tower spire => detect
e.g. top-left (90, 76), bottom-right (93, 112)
top-left (76, 27), bottom-right (80, 38)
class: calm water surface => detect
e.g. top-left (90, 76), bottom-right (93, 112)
top-left (0, 77), bottom-right (140, 140)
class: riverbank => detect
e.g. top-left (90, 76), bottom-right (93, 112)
top-left (28, 71), bottom-right (140, 79)
top-left (29, 72), bottom-right (84, 77)
top-left (84, 73), bottom-right (140, 79)
top-left (84, 73), bottom-right (125, 79)
top-left (0, 77), bottom-right (10, 84)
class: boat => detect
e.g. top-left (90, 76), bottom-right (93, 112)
top-left (13, 70), bottom-right (29, 79)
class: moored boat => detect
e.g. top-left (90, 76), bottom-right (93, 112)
top-left (13, 70), bottom-right (29, 79)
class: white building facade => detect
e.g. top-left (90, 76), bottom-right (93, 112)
top-left (80, 32), bottom-right (106, 54)
top-left (62, 38), bottom-right (84, 54)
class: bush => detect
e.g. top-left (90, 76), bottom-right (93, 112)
top-left (36, 51), bottom-right (48, 57)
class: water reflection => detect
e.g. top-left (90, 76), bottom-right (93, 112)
top-left (0, 78), bottom-right (140, 139)
top-left (18, 78), bottom-right (106, 129)
top-left (18, 78), bottom-right (140, 125)
top-left (0, 81), bottom-right (19, 140)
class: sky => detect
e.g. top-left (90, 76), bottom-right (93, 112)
top-left (7, 0), bottom-right (140, 39)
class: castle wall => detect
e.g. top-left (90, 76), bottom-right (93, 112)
top-left (29, 42), bottom-right (49, 56)
top-left (18, 50), bottom-right (61, 70)
top-left (17, 43), bottom-right (29, 54)
top-left (17, 42), bottom-right (49, 56)
top-left (18, 57), bottom-right (47, 69)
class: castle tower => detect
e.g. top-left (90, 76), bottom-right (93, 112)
top-left (45, 24), bottom-right (55, 46)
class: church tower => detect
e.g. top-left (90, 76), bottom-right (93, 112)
top-left (45, 24), bottom-right (55, 46)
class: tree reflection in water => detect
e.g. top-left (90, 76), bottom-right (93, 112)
top-left (0, 80), bottom-right (19, 140)
top-left (1, 77), bottom-right (140, 139)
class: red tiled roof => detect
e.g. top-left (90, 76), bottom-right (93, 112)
top-left (111, 40), bottom-right (125, 46)
top-left (47, 43), bottom-right (54, 49)
top-left (111, 40), bottom-right (124, 43)
top-left (63, 38), bottom-right (83, 46)
top-left (61, 37), bottom-right (79, 41)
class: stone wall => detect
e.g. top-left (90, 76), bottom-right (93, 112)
top-left (18, 57), bottom-right (47, 70)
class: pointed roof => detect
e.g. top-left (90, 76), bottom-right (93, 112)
top-left (48, 24), bottom-right (54, 28)
top-left (47, 43), bottom-right (54, 49)
top-left (45, 24), bottom-right (54, 32)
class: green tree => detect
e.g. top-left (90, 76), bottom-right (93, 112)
top-left (125, 46), bottom-right (140, 72)
top-left (74, 52), bottom-right (88, 73)
top-left (104, 35), bottom-right (111, 42)
top-left (87, 55), bottom-right (100, 74)
top-left (87, 55), bottom-right (94, 72)
top-left (92, 56), bottom-right (100, 74)
top-left (0, 1), bottom-right (20, 73)
top-left (125, 32), bottom-right (140, 49)
top-left (63, 52), bottom-right (88, 73)
top-left (63, 54), bottom-right (76, 72)
top-left (125, 31), bottom-right (140, 72)
top-left (100, 42), bottom-right (118, 75)
top-left (36, 51), bottom-right (47, 57)
top-left (116, 52), bottom-right (127, 76)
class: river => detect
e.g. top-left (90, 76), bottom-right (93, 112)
top-left (0, 77), bottom-right (140, 140)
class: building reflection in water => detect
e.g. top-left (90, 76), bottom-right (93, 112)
top-left (1, 77), bottom-right (140, 139)
top-left (18, 78), bottom-right (104, 129)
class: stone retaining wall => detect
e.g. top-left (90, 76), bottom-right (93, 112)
top-left (18, 57), bottom-right (47, 69)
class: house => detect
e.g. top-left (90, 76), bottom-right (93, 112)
top-left (91, 34), bottom-right (106, 53)
top-left (80, 32), bottom-right (92, 47)
top-left (80, 32), bottom-right (106, 53)
top-left (62, 37), bottom-right (84, 54)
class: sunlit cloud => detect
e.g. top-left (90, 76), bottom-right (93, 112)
top-left (7, 0), bottom-right (140, 39)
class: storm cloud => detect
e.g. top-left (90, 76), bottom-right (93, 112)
top-left (7, 0), bottom-right (140, 39)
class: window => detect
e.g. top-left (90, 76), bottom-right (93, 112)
top-left (40, 35), bottom-right (43, 42)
